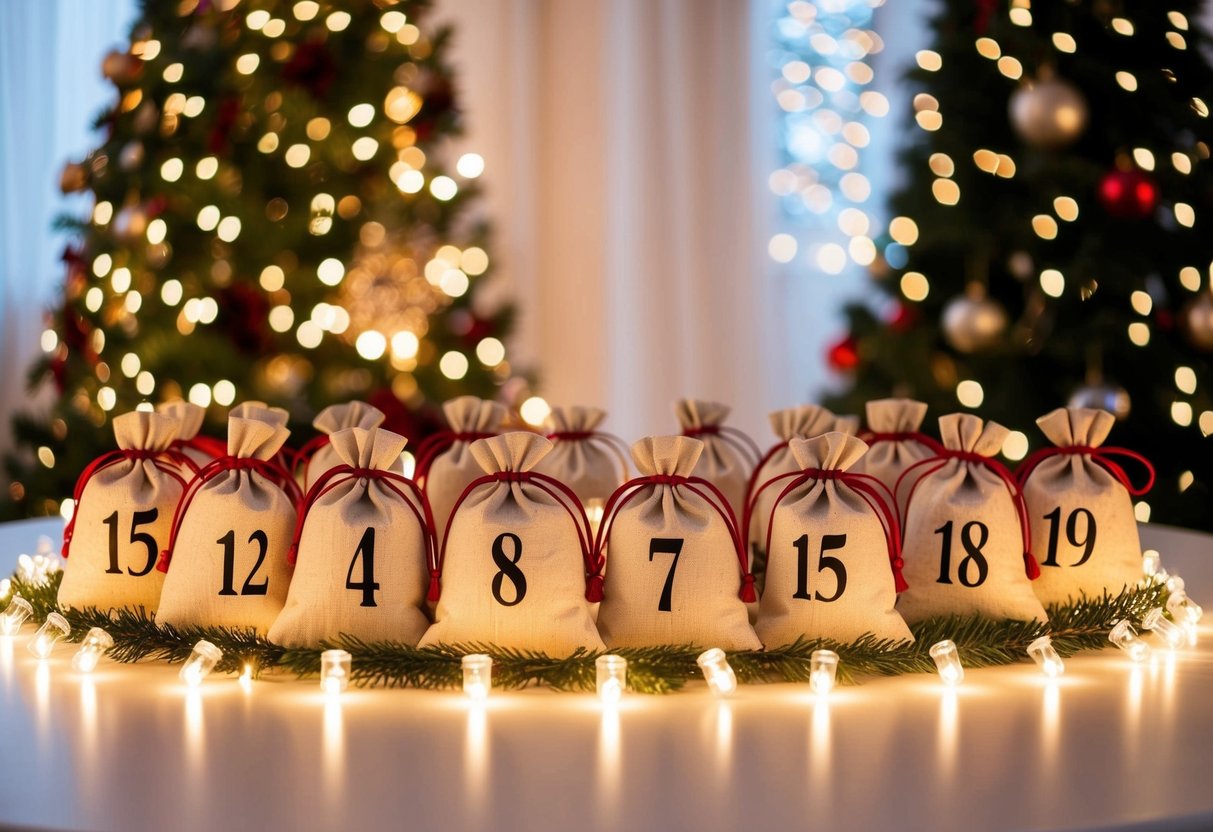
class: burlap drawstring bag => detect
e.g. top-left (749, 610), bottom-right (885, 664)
top-left (269, 427), bottom-right (435, 648)
top-left (744, 405), bottom-right (840, 591)
top-left (415, 396), bottom-right (507, 546)
top-left (158, 401), bottom-right (226, 466)
top-left (532, 405), bottom-right (630, 507)
top-left (293, 401), bottom-right (387, 491)
top-left (594, 436), bottom-right (760, 650)
top-left (155, 414), bottom-right (302, 635)
top-left (419, 432), bottom-right (605, 654)
top-left (675, 399), bottom-right (760, 523)
top-left (833, 414), bottom-right (861, 435)
top-left (852, 398), bottom-right (941, 516)
top-left (753, 433), bottom-right (911, 647)
top-left (57, 411), bottom-right (198, 613)
top-left (895, 414), bottom-right (1046, 624)
top-left (1016, 407), bottom-right (1155, 606)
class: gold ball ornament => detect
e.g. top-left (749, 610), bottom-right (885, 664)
top-left (101, 50), bottom-right (140, 85)
top-left (1181, 292), bottom-right (1213, 350)
top-left (1068, 383), bottom-right (1131, 420)
top-left (942, 292), bottom-right (1008, 352)
top-left (1009, 76), bottom-right (1088, 149)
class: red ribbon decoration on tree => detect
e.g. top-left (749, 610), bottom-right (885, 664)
top-left (61, 448), bottom-right (199, 559)
top-left (412, 431), bottom-right (497, 486)
top-left (156, 455), bottom-right (302, 573)
top-left (1014, 445), bottom-right (1155, 496)
top-left (592, 473), bottom-right (757, 603)
top-left (286, 465), bottom-right (437, 576)
top-left (747, 467), bottom-right (908, 592)
top-left (896, 450), bottom-right (1040, 580)
top-left (431, 470), bottom-right (599, 604)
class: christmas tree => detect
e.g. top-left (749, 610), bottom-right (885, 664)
top-left (5, 0), bottom-right (518, 519)
top-left (827, 0), bottom-right (1213, 530)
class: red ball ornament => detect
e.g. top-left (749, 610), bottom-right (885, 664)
top-left (1098, 169), bottom-right (1157, 220)
top-left (827, 336), bottom-right (860, 371)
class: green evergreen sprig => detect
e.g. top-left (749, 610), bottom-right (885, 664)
top-left (3, 569), bottom-right (1168, 693)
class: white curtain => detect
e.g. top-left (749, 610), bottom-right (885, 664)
top-left (0, 1), bottom-right (135, 460)
top-left (437, 0), bottom-right (782, 440)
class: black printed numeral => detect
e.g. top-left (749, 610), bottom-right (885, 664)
top-left (491, 532), bottom-right (527, 607)
top-left (792, 533), bottom-right (847, 602)
top-left (1041, 507), bottom-right (1097, 568)
top-left (648, 538), bottom-right (685, 612)
top-left (218, 529), bottom-right (270, 596)
top-left (935, 520), bottom-right (989, 588)
top-left (346, 528), bottom-right (380, 607)
top-left (101, 509), bottom-right (161, 577)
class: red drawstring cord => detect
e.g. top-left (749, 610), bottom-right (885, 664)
top-left (414, 431), bottom-right (497, 487)
top-left (741, 440), bottom-right (795, 543)
top-left (61, 448), bottom-right (196, 558)
top-left (593, 474), bottom-right (757, 603)
top-left (286, 465), bottom-right (437, 577)
top-left (681, 424), bottom-right (763, 470)
top-left (290, 434), bottom-right (333, 481)
top-left (432, 470), bottom-right (598, 603)
top-left (896, 451), bottom-right (1040, 580)
top-left (859, 430), bottom-right (945, 456)
top-left (1015, 445), bottom-right (1155, 496)
top-left (156, 455), bottom-right (302, 574)
top-left (546, 430), bottom-right (632, 483)
top-left (176, 435), bottom-right (227, 459)
top-left (748, 467), bottom-right (907, 592)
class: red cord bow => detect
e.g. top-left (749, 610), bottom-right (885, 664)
top-left (680, 424), bottom-right (762, 470)
top-left (156, 455), bottom-right (302, 574)
top-left (1015, 445), bottom-right (1155, 496)
top-left (286, 465), bottom-right (437, 577)
top-left (545, 429), bottom-right (632, 483)
top-left (413, 431), bottom-right (497, 486)
top-left (747, 467), bottom-right (908, 592)
top-left (593, 473), bottom-right (757, 603)
top-left (61, 448), bottom-right (198, 559)
top-left (431, 469), bottom-right (599, 603)
top-left (896, 450), bottom-right (1040, 580)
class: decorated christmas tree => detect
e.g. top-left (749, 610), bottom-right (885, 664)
top-left (5, 0), bottom-right (519, 519)
top-left (827, 0), bottom-right (1213, 530)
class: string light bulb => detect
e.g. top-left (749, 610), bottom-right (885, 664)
top-left (28, 612), bottom-right (71, 659)
top-left (810, 649), bottom-right (840, 695)
top-left (1142, 607), bottom-right (1187, 649)
top-left (696, 648), bottom-right (737, 697)
top-left (1141, 550), bottom-right (1161, 579)
top-left (71, 627), bottom-right (113, 673)
top-left (1167, 591), bottom-right (1204, 625)
top-left (596, 655), bottom-right (627, 704)
top-left (462, 654), bottom-right (492, 700)
top-left (0, 595), bottom-right (33, 636)
top-left (320, 649), bottom-right (352, 695)
top-left (1108, 620), bottom-right (1152, 662)
top-left (1027, 635), bottom-right (1065, 677)
top-left (929, 639), bottom-right (964, 685)
top-left (180, 639), bottom-right (223, 687)
top-left (1165, 574), bottom-right (1185, 594)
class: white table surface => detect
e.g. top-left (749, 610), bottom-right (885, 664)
top-left (0, 516), bottom-right (1210, 832)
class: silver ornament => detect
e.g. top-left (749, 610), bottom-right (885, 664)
top-left (1068, 384), bottom-right (1131, 420)
top-left (1182, 292), bottom-right (1213, 350)
top-left (942, 293), bottom-right (1008, 352)
top-left (1009, 77), bottom-right (1088, 149)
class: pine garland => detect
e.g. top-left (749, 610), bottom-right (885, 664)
top-left (3, 570), bottom-right (1169, 693)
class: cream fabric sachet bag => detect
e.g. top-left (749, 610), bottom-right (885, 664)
top-left (675, 399), bottom-right (760, 523)
top-left (419, 432), bottom-right (604, 654)
top-left (416, 396), bottom-right (507, 546)
top-left (895, 414), bottom-right (1046, 624)
top-left (155, 414), bottom-right (301, 635)
top-left (269, 427), bottom-right (434, 648)
top-left (158, 401), bottom-right (225, 466)
top-left (595, 436), bottom-right (760, 650)
top-left (851, 398), bottom-right (941, 507)
top-left (1017, 407), bottom-right (1154, 606)
top-left (532, 405), bottom-right (629, 508)
top-left (754, 433), bottom-right (911, 647)
top-left (58, 411), bottom-right (196, 613)
top-left (295, 401), bottom-right (386, 491)
top-left (744, 405), bottom-right (839, 591)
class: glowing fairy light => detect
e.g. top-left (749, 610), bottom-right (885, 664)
top-left (809, 649), bottom-right (839, 695)
top-left (696, 648), bottom-right (738, 697)
top-left (1142, 607), bottom-right (1186, 649)
top-left (72, 627), bottom-right (114, 673)
top-left (0, 596), bottom-right (33, 636)
top-left (596, 655), bottom-right (627, 704)
top-left (929, 639), bottom-right (964, 685)
top-left (462, 654), bottom-right (492, 699)
top-left (28, 613), bottom-right (71, 659)
top-left (1027, 636), bottom-right (1064, 677)
top-left (180, 640), bottom-right (223, 687)
top-left (321, 649), bottom-right (352, 695)
top-left (1108, 620), bottom-right (1151, 662)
